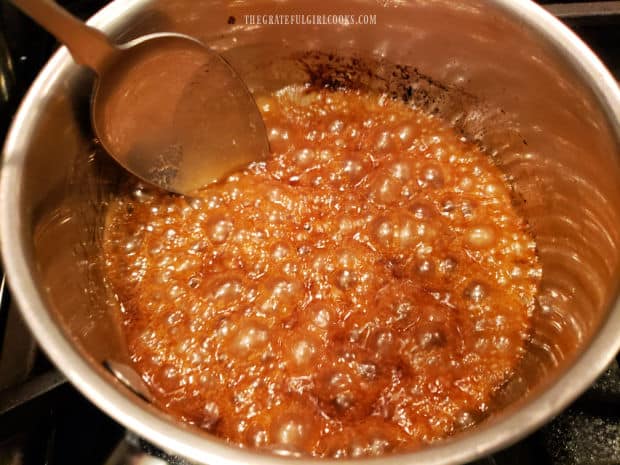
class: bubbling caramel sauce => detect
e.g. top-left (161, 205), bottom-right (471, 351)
top-left (103, 87), bottom-right (540, 457)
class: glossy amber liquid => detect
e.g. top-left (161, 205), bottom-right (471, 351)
top-left (103, 87), bottom-right (540, 457)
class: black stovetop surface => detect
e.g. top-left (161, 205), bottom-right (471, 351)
top-left (0, 1), bottom-right (619, 464)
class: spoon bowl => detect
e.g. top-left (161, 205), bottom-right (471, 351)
top-left (93, 33), bottom-right (269, 194)
top-left (10, 0), bottom-right (269, 195)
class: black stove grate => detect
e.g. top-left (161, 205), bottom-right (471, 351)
top-left (0, 1), bottom-right (619, 464)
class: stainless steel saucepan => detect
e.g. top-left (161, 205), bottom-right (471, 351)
top-left (1, 0), bottom-right (620, 464)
